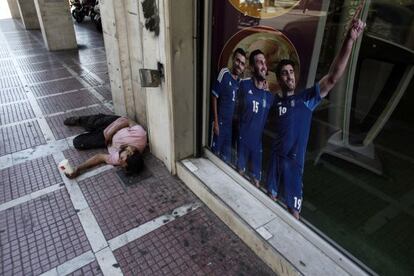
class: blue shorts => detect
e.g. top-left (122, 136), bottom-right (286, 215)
top-left (211, 122), bottom-right (232, 163)
top-left (266, 154), bottom-right (303, 212)
top-left (237, 140), bottom-right (262, 181)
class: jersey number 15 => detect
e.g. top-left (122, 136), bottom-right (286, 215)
top-left (252, 100), bottom-right (259, 113)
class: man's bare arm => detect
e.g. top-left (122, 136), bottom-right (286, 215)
top-left (103, 117), bottom-right (137, 145)
top-left (66, 154), bottom-right (109, 179)
top-left (211, 95), bottom-right (219, 136)
top-left (319, 1), bottom-right (366, 98)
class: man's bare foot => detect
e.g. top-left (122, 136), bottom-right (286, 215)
top-left (254, 180), bottom-right (260, 188)
top-left (65, 168), bottom-right (80, 179)
top-left (289, 209), bottom-right (300, 220)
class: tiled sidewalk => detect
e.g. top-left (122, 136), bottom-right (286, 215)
top-left (0, 19), bottom-right (275, 276)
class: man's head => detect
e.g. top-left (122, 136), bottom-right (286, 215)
top-left (231, 48), bottom-right (246, 77)
top-left (249, 49), bottom-right (267, 81)
top-left (276, 59), bottom-right (296, 92)
top-left (119, 145), bottom-right (144, 174)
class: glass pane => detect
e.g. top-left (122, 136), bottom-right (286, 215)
top-left (207, 0), bottom-right (414, 274)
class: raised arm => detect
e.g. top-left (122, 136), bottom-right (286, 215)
top-left (65, 153), bottom-right (109, 179)
top-left (319, 1), bottom-right (366, 98)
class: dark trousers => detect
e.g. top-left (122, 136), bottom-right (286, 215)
top-left (73, 114), bottom-right (120, 150)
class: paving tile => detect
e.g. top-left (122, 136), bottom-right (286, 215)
top-left (16, 54), bottom-right (55, 66)
top-left (46, 105), bottom-right (113, 139)
top-left (80, 72), bottom-right (102, 87)
top-left (0, 48), bottom-right (10, 59)
top-left (82, 62), bottom-right (109, 74)
top-left (95, 72), bottom-right (110, 84)
top-left (31, 77), bottom-right (86, 97)
top-left (0, 189), bottom-right (91, 276)
top-left (7, 39), bottom-right (39, 46)
top-left (79, 155), bottom-right (196, 240)
top-left (93, 85), bottom-right (112, 101)
top-left (23, 68), bottom-right (72, 84)
top-left (63, 147), bottom-right (108, 171)
top-left (36, 90), bottom-right (101, 114)
top-left (0, 64), bottom-right (17, 77)
top-left (0, 59), bottom-right (14, 68)
top-left (12, 48), bottom-right (48, 57)
top-left (0, 75), bottom-right (23, 89)
top-left (9, 42), bottom-right (44, 51)
top-left (0, 102), bottom-right (35, 125)
top-left (68, 261), bottom-right (103, 276)
top-left (0, 155), bottom-right (62, 204)
top-left (0, 21), bottom-right (22, 32)
top-left (0, 120), bottom-right (46, 156)
top-left (67, 63), bottom-right (90, 75)
top-left (19, 61), bottom-right (63, 74)
top-left (0, 87), bottom-right (27, 104)
top-left (114, 206), bottom-right (275, 276)
top-left (78, 54), bottom-right (107, 65)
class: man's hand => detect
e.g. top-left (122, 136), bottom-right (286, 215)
top-left (65, 167), bottom-right (80, 179)
top-left (105, 136), bottom-right (112, 146)
top-left (65, 154), bottom-right (108, 179)
top-left (348, 1), bottom-right (366, 42)
top-left (213, 120), bottom-right (219, 136)
top-left (319, 0), bottom-right (367, 98)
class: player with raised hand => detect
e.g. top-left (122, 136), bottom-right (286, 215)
top-left (266, 1), bottom-right (366, 219)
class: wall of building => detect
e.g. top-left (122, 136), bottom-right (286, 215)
top-left (100, 0), bottom-right (195, 172)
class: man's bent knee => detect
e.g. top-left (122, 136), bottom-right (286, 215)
top-left (73, 136), bottom-right (87, 150)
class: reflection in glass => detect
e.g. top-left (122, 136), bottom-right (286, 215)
top-left (228, 0), bottom-right (301, 18)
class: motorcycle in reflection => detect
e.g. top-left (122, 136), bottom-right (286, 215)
top-left (94, 0), bottom-right (102, 32)
top-left (70, 0), bottom-right (97, 23)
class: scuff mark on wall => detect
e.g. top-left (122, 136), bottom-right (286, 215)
top-left (141, 0), bottom-right (160, 36)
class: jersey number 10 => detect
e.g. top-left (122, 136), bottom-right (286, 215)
top-left (279, 106), bottom-right (287, 116)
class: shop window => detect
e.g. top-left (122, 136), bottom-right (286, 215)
top-left (206, 0), bottom-right (414, 274)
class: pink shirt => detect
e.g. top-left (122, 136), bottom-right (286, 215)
top-left (104, 117), bottom-right (147, 165)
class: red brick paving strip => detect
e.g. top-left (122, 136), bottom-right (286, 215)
top-left (36, 90), bottom-right (101, 115)
top-left (0, 75), bottom-right (22, 89)
top-left (63, 147), bottom-right (108, 171)
top-left (18, 61), bottom-right (62, 74)
top-left (30, 77), bottom-right (86, 97)
top-left (79, 155), bottom-right (196, 240)
top-left (83, 62), bottom-right (109, 74)
top-left (80, 73), bottom-right (102, 87)
top-left (68, 261), bottom-right (103, 276)
top-left (0, 189), bottom-right (91, 276)
top-left (15, 54), bottom-right (55, 66)
top-left (114, 206), bottom-right (275, 276)
top-left (0, 102), bottom-right (35, 125)
top-left (0, 64), bottom-right (17, 77)
top-left (23, 68), bottom-right (72, 84)
top-left (0, 120), bottom-right (47, 156)
top-left (0, 87), bottom-right (27, 104)
top-left (93, 85), bottom-right (113, 101)
top-left (46, 105), bottom-right (113, 140)
top-left (0, 155), bottom-right (62, 204)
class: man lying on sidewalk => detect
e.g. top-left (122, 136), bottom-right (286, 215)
top-left (63, 113), bottom-right (147, 178)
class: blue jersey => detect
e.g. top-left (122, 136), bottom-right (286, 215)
top-left (271, 84), bottom-right (321, 169)
top-left (212, 68), bottom-right (240, 125)
top-left (266, 84), bottom-right (321, 212)
top-left (238, 78), bottom-right (274, 146)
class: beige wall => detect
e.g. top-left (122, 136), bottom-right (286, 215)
top-left (100, 0), bottom-right (195, 172)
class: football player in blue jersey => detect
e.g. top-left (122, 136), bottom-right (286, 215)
top-left (266, 3), bottom-right (366, 219)
top-left (211, 48), bottom-right (247, 163)
top-left (237, 49), bottom-right (274, 188)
